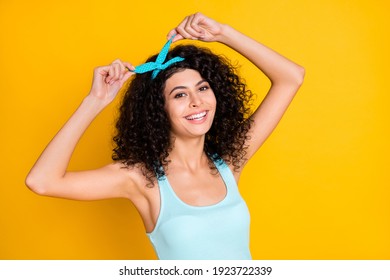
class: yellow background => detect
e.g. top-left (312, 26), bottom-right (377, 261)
top-left (1, 0), bottom-right (389, 259)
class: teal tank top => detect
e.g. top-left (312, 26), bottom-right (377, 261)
top-left (147, 157), bottom-right (251, 260)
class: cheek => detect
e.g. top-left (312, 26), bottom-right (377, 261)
top-left (208, 92), bottom-right (217, 108)
top-left (165, 102), bottom-right (185, 121)
top-left (164, 106), bottom-right (175, 124)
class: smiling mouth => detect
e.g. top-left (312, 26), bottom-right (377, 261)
top-left (185, 111), bottom-right (207, 120)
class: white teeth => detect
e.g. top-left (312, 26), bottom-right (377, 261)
top-left (186, 111), bottom-right (207, 120)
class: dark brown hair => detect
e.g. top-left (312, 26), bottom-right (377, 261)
top-left (112, 44), bottom-right (253, 185)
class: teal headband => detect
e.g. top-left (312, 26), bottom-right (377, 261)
top-left (132, 35), bottom-right (185, 79)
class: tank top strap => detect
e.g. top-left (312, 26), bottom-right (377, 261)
top-left (157, 174), bottom-right (178, 204)
top-left (213, 157), bottom-right (239, 193)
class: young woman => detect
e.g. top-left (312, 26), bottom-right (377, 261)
top-left (26, 12), bottom-right (304, 259)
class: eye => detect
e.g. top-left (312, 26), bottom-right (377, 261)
top-left (199, 85), bottom-right (209, 92)
top-left (174, 92), bottom-right (187, 99)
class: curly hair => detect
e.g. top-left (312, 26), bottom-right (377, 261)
top-left (112, 44), bottom-right (253, 186)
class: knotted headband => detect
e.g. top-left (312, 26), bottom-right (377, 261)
top-left (130, 35), bottom-right (185, 79)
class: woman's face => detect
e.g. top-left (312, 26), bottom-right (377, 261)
top-left (163, 69), bottom-right (216, 140)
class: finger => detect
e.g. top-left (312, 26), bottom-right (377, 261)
top-left (176, 25), bottom-right (198, 40)
top-left (186, 14), bottom-right (203, 34)
top-left (172, 33), bottom-right (184, 42)
top-left (183, 14), bottom-right (204, 39)
top-left (113, 59), bottom-right (124, 74)
top-left (184, 15), bottom-right (199, 37)
top-left (111, 59), bottom-right (129, 83)
top-left (167, 29), bottom-right (178, 40)
top-left (110, 61), bottom-right (135, 85)
top-left (107, 63), bottom-right (119, 84)
top-left (116, 60), bottom-right (135, 81)
top-left (121, 69), bottom-right (134, 83)
top-left (113, 63), bottom-right (121, 82)
top-left (167, 30), bottom-right (184, 42)
top-left (168, 15), bottom-right (189, 41)
top-left (122, 62), bottom-right (136, 81)
top-left (106, 67), bottom-right (112, 84)
top-left (92, 65), bottom-right (110, 89)
top-left (192, 13), bottom-right (208, 37)
top-left (123, 62), bottom-right (135, 72)
top-left (94, 65), bottom-right (109, 82)
top-left (94, 65), bottom-right (106, 77)
top-left (175, 16), bottom-right (198, 40)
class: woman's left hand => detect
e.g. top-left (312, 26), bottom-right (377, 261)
top-left (167, 12), bottom-right (224, 43)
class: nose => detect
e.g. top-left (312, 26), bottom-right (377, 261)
top-left (189, 93), bottom-right (202, 108)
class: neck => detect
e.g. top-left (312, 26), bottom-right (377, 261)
top-left (168, 135), bottom-right (208, 171)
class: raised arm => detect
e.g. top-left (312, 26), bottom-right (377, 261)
top-left (168, 12), bottom-right (305, 163)
top-left (25, 60), bottom-right (137, 200)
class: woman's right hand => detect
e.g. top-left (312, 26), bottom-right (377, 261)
top-left (89, 59), bottom-right (135, 105)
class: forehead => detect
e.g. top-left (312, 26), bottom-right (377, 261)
top-left (164, 69), bottom-right (203, 92)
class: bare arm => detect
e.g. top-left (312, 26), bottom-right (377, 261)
top-left (219, 26), bottom-right (305, 161)
top-left (169, 12), bottom-right (305, 164)
top-left (26, 60), bottom-right (137, 200)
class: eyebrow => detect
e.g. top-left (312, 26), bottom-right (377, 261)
top-left (169, 79), bottom-right (208, 95)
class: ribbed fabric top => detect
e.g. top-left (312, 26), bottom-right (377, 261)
top-left (147, 158), bottom-right (251, 260)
